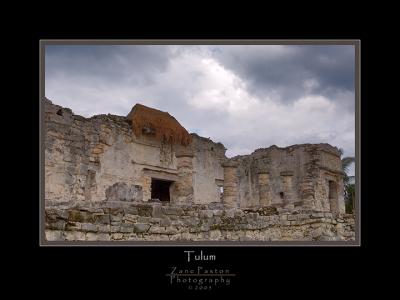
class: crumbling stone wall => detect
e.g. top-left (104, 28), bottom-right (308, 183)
top-left (192, 134), bottom-right (226, 204)
top-left (45, 201), bottom-right (355, 241)
top-left (233, 144), bottom-right (345, 212)
top-left (44, 98), bottom-right (226, 205)
top-left (44, 99), bottom-right (354, 242)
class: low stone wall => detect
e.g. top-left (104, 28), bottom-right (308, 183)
top-left (45, 201), bottom-right (355, 242)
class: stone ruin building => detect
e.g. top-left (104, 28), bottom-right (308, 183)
top-left (44, 97), bottom-right (355, 242)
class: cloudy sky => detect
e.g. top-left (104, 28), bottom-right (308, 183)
top-left (45, 44), bottom-right (355, 174)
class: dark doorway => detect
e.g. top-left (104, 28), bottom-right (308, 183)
top-left (151, 179), bottom-right (172, 202)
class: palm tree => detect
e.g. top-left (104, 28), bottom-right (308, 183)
top-left (339, 148), bottom-right (355, 213)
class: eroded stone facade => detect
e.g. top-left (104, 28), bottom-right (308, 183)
top-left (44, 98), bottom-right (354, 242)
top-left (233, 144), bottom-right (346, 213)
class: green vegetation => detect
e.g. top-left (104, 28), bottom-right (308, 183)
top-left (339, 148), bottom-right (355, 214)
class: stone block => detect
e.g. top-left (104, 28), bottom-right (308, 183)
top-left (92, 147), bottom-right (103, 154)
top-left (152, 205), bottom-right (164, 218)
top-left (200, 224), bottom-right (210, 232)
top-left (65, 221), bottom-right (81, 231)
top-left (81, 223), bottom-right (98, 232)
top-left (162, 206), bottom-right (184, 216)
top-left (160, 217), bottom-right (171, 227)
top-left (124, 214), bottom-right (138, 223)
top-left (213, 209), bottom-right (224, 217)
top-left (182, 216), bottom-right (200, 227)
top-left (65, 231), bottom-right (86, 241)
top-left (98, 225), bottom-right (111, 233)
top-left (148, 226), bottom-right (166, 234)
top-left (224, 209), bottom-right (235, 218)
top-left (104, 202), bottom-right (125, 211)
top-left (124, 206), bottom-right (139, 215)
top-left (137, 206), bottom-right (152, 216)
top-left (311, 227), bottom-right (324, 239)
top-left (86, 233), bottom-right (110, 241)
top-left (245, 213), bottom-right (258, 223)
top-left (297, 214), bottom-right (309, 220)
top-left (120, 223), bottom-right (134, 233)
top-left (137, 216), bottom-right (151, 223)
top-left (169, 234), bottom-right (182, 241)
top-left (111, 233), bottom-right (124, 240)
top-left (68, 210), bottom-right (95, 223)
top-left (212, 216), bottom-right (222, 225)
top-left (304, 219), bottom-right (317, 224)
top-left (105, 182), bottom-right (143, 202)
top-left (164, 226), bottom-right (179, 235)
top-left (44, 209), bottom-right (60, 221)
top-left (199, 210), bottom-right (213, 219)
top-left (147, 218), bottom-right (161, 224)
top-left (311, 212), bottom-right (324, 218)
top-left (93, 214), bottom-right (110, 224)
top-left (133, 223), bottom-right (150, 233)
top-left (209, 230), bottom-right (222, 240)
top-left (110, 214), bottom-right (123, 222)
top-left (47, 220), bottom-right (66, 230)
top-left (110, 225), bottom-right (120, 233)
top-left (45, 230), bottom-right (64, 241)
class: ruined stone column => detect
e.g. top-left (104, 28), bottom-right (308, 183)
top-left (336, 174), bottom-right (346, 214)
top-left (173, 148), bottom-right (194, 204)
top-left (222, 160), bottom-right (239, 208)
top-left (258, 172), bottom-right (271, 206)
top-left (281, 171), bottom-right (294, 209)
top-left (140, 175), bottom-right (152, 201)
top-left (299, 177), bottom-right (315, 210)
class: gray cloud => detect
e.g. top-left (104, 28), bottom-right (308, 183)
top-left (46, 45), bottom-right (172, 86)
top-left (210, 45), bottom-right (355, 108)
top-left (45, 44), bottom-right (355, 174)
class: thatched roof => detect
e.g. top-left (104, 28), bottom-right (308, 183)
top-left (127, 104), bottom-right (192, 146)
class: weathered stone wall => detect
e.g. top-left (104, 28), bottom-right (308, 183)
top-left (44, 99), bottom-right (354, 242)
top-left (45, 201), bottom-right (355, 241)
top-left (192, 134), bottom-right (226, 204)
top-left (233, 144), bottom-right (345, 212)
top-left (44, 98), bottom-right (225, 205)
top-left (222, 160), bottom-right (239, 208)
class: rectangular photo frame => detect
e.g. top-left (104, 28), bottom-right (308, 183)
top-left (39, 39), bottom-right (361, 246)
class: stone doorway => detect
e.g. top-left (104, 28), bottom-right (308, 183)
top-left (151, 179), bottom-right (173, 202)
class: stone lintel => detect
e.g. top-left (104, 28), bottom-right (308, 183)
top-left (222, 160), bottom-right (239, 168)
top-left (175, 148), bottom-right (194, 158)
top-left (215, 179), bottom-right (224, 186)
top-left (318, 166), bottom-right (346, 176)
top-left (143, 169), bottom-right (179, 182)
top-left (257, 170), bottom-right (270, 174)
top-left (317, 147), bottom-right (341, 157)
top-left (280, 171), bottom-right (294, 176)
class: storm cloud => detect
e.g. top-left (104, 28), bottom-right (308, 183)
top-left (45, 44), bottom-right (355, 175)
